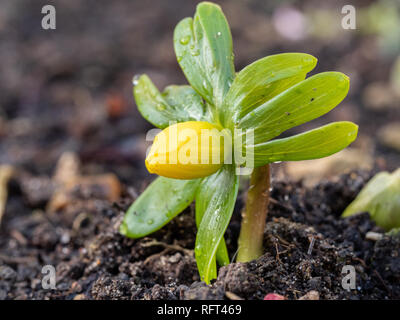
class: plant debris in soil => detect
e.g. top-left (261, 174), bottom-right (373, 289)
top-left (0, 169), bottom-right (399, 300)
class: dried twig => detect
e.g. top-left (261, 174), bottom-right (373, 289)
top-left (225, 291), bottom-right (244, 300)
top-left (0, 253), bottom-right (36, 264)
top-left (307, 236), bottom-right (316, 255)
top-left (141, 240), bottom-right (193, 256)
top-left (141, 240), bottom-right (194, 265)
top-left (269, 197), bottom-right (294, 212)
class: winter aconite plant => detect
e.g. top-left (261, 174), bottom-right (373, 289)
top-left (120, 2), bottom-right (358, 283)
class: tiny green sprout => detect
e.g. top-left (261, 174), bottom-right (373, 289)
top-left (120, 1), bottom-right (358, 283)
top-left (343, 168), bottom-right (400, 231)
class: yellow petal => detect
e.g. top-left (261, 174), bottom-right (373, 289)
top-left (145, 121), bottom-right (231, 179)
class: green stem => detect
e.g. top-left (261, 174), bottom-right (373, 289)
top-left (237, 164), bottom-right (270, 262)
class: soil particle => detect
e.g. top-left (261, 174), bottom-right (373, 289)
top-left (217, 262), bottom-right (260, 297)
top-left (91, 275), bottom-right (140, 300)
top-left (298, 290), bottom-right (320, 300)
top-left (370, 236), bottom-right (400, 298)
top-left (183, 281), bottom-right (225, 300)
top-left (0, 265), bottom-right (17, 282)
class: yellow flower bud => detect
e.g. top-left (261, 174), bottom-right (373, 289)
top-left (145, 121), bottom-right (232, 179)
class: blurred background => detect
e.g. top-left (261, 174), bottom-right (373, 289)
top-left (0, 0), bottom-right (399, 189)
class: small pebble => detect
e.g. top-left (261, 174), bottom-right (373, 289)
top-left (365, 231), bottom-right (383, 241)
top-left (299, 290), bottom-right (320, 300)
top-left (0, 265), bottom-right (17, 282)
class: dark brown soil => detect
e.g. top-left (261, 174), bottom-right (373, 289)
top-left (0, 170), bottom-right (399, 300)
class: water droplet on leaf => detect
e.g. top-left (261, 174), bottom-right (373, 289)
top-left (302, 57), bottom-right (314, 64)
top-left (180, 35), bottom-right (191, 45)
top-left (156, 104), bottom-right (166, 111)
top-left (132, 74), bottom-right (141, 86)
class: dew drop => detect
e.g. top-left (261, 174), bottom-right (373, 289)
top-left (180, 35), bottom-right (191, 45)
top-left (302, 57), bottom-right (314, 64)
top-left (156, 104), bottom-right (166, 111)
top-left (216, 31), bottom-right (222, 37)
top-left (132, 74), bottom-right (141, 86)
top-left (338, 75), bottom-right (349, 89)
top-left (147, 219), bottom-right (154, 225)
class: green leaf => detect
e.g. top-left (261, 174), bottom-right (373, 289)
top-left (387, 228), bottom-right (400, 237)
top-left (120, 177), bottom-right (201, 238)
top-left (238, 72), bottom-right (350, 145)
top-left (196, 178), bottom-right (230, 269)
top-left (133, 74), bottom-right (205, 129)
top-left (195, 165), bottom-right (239, 283)
top-left (342, 169), bottom-right (400, 231)
top-left (215, 240), bottom-right (230, 267)
top-left (220, 53), bottom-right (318, 128)
top-left (248, 122), bottom-right (358, 166)
top-left (173, 2), bottom-right (235, 112)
